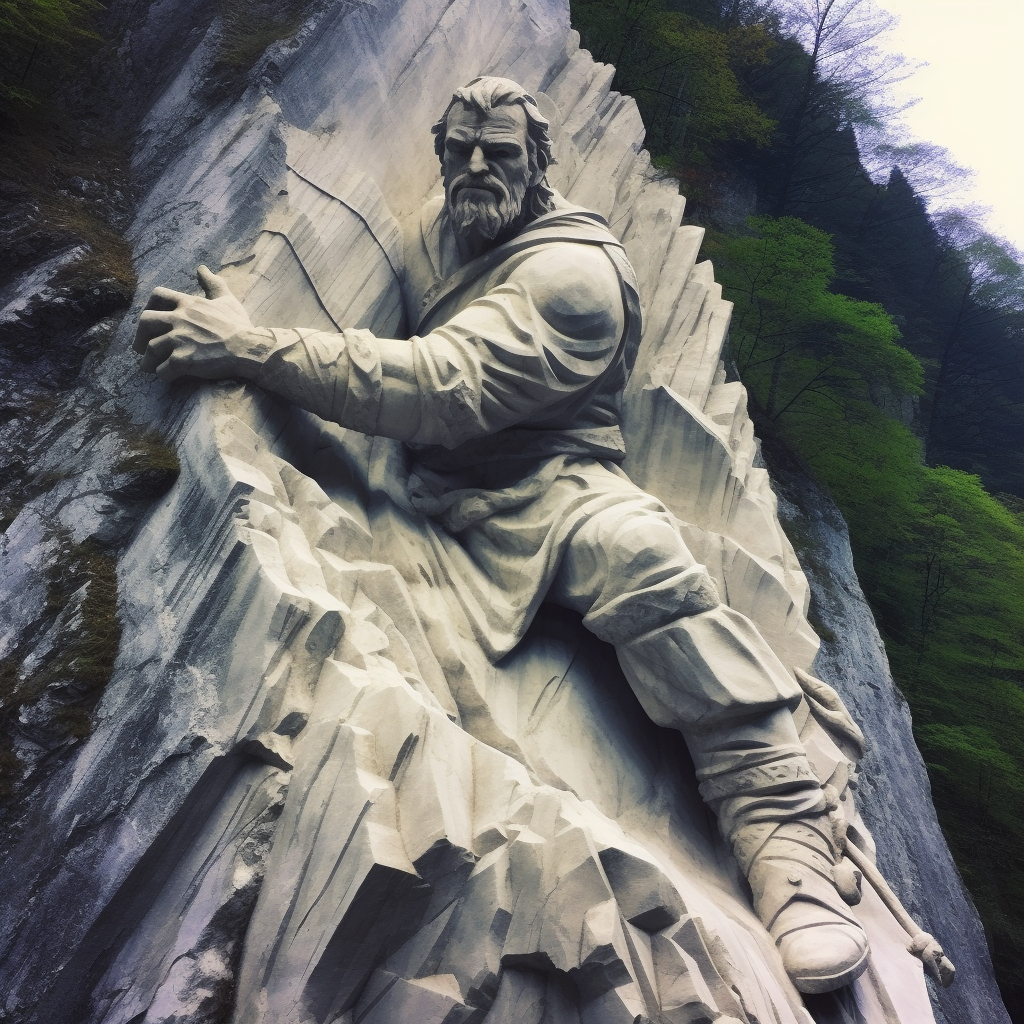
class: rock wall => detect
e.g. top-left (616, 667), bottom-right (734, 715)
top-left (0, 1), bottom-right (1009, 1023)
top-left (764, 438), bottom-right (1011, 1024)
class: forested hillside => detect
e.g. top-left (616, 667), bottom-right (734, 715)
top-left (0, 0), bottom-right (1020, 1016)
top-left (570, 0), bottom-right (1024, 1015)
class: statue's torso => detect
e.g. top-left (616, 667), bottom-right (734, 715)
top-left (400, 196), bottom-right (642, 469)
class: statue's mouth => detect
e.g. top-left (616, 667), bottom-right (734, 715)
top-left (450, 178), bottom-right (508, 203)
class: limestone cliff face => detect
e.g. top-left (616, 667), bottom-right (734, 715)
top-left (764, 440), bottom-right (1009, 1024)
top-left (0, 1), bottom-right (1008, 1023)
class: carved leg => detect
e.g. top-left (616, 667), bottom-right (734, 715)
top-left (516, 469), bottom-right (870, 992)
top-left (618, 616), bottom-right (870, 994)
top-left (689, 711), bottom-right (870, 993)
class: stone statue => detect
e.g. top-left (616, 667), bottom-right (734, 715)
top-left (134, 77), bottom-right (870, 995)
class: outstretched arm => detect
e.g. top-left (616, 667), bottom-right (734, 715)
top-left (135, 247), bottom-right (625, 447)
top-left (135, 266), bottom-right (277, 380)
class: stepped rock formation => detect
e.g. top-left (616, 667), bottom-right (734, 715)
top-left (0, 1), bottom-right (1010, 1023)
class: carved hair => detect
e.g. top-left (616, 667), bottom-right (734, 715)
top-left (432, 77), bottom-right (556, 215)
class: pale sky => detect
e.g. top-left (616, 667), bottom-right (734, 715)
top-left (872, 0), bottom-right (1024, 253)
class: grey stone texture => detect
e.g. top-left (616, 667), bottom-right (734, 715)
top-left (0, 1), bottom-right (1009, 1023)
top-left (767, 439), bottom-right (1010, 1024)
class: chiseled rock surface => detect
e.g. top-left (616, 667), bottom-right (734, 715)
top-left (766, 440), bottom-right (1011, 1024)
top-left (0, 0), bottom-right (1007, 1022)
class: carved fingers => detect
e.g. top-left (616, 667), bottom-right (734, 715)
top-left (137, 327), bottom-right (180, 374)
top-left (133, 288), bottom-right (190, 353)
top-left (135, 266), bottom-right (255, 381)
top-left (197, 263), bottom-right (233, 300)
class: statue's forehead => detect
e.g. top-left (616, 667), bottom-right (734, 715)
top-left (445, 103), bottom-right (527, 142)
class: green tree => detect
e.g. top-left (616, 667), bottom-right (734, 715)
top-left (707, 215), bottom-right (921, 419)
top-left (573, 0), bottom-right (775, 167)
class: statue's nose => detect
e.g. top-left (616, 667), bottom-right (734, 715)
top-left (469, 145), bottom-right (488, 174)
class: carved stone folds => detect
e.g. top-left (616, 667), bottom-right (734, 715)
top-left (0, 3), bottom-right (945, 1023)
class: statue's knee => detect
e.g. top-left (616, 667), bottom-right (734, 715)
top-left (584, 567), bottom-right (722, 646)
top-left (561, 502), bottom-right (720, 639)
top-left (603, 511), bottom-right (681, 571)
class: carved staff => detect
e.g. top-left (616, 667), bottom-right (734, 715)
top-left (843, 839), bottom-right (956, 987)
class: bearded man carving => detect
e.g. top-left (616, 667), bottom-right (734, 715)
top-left (134, 77), bottom-right (871, 994)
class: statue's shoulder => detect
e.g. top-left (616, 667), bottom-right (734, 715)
top-left (511, 241), bottom-right (620, 294)
top-left (513, 196), bottom-right (639, 305)
top-left (515, 198), bottom-right (632, 277)
top-left (509, 195), bottom-right (642, 338)
top-left (509, 242), bottom-right (625, 336)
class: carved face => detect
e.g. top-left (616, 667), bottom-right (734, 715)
top-left (442, 102), bottom-right (534, 247)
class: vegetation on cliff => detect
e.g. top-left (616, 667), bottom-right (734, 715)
top-left (572, 0), bottom-right (1024, 1014)
top-left (2, 0), bottom-right (1021, 1011)
top-left (0, 0), bottom-right (181, 827)
top-left (0, 0), bottom-right (100, 106)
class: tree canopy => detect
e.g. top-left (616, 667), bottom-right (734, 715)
top-left (572, 0), bottom-right (1024, 1013)
top-left (573, 0), bottom-right (775, 165)
top-left (710, 215), bottom-right (921, 420)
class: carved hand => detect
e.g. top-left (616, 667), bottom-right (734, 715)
top-left (134, 266), bottom-right (277, 382)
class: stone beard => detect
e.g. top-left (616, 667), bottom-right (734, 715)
top-left (447, 175), bottom-right (525, 245)
top-left (132, 77), bottom-right (894, 1001)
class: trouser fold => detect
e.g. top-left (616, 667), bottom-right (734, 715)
top-left (617, 608), bottom-right (826, 849)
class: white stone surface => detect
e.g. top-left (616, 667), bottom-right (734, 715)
top-left (0, 2), bottom-right (981, 1023)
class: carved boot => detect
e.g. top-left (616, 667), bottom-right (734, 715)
top-left (683, 709), bottom-right (870, 993)
top-left (617, 612), bottom-right (869, 991)
top-left (732, 814), bottom-right (869, 993)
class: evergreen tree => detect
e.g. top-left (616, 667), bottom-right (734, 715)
top-left (573, 0), bottom-right (775, 168)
